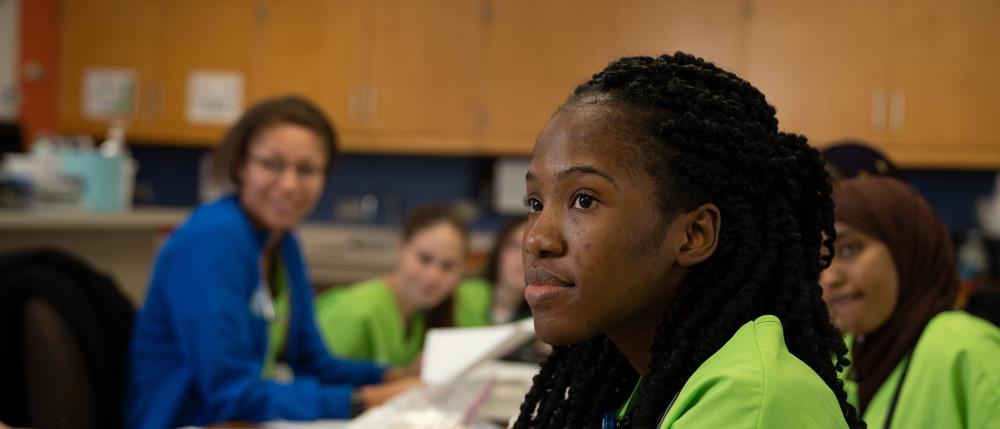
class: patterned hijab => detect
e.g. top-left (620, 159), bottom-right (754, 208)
top-left (832, 176), bottom-right (958, 413)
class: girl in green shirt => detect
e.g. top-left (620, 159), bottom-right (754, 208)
top-left (822, 175), bottom-right (1000, 428)
top-left (513, 53), bottom-right (862, 428)
top-left (472, 216), bottom-right (531, 325)
top-left (315, 205), bottom-right (478, 367)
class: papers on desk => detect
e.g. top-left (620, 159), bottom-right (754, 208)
top-left (420, 318), bottom-right (536, 385)
top-left (349, 362), bottom-right (540, 428)
top-left (181, 423), bottom-right (348, 429)
top-left (261, 421), bottom-right (348, 429)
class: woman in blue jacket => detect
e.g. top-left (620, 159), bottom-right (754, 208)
top-left (125, 96), bottom-right (417, 429)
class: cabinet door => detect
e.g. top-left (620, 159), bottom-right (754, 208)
top-left (365, 0), bottom-right (484, 153)
top-left (884, 0), bottom-right (1000, 167)
top-left (56, 0), bottom-right (162, 137)
top-left (608, 0), bottom-right (747, 73)
top-left (248, 0), bottom-right (370, 141)
top-left (154, 0), bottom-right (256, 144)
top-left (743, 0), bottom-right (893, 147)
top-left (479, 0), bottom-right (611, 155)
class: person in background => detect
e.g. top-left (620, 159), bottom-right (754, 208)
top-left (513, 52), bottom-right (860, 428)
top-left (463, 216), bottom-right (530, 325)
top-left (820, 139), bottom-right (901, 180)
top-left (821, 175), bottom-right (1000, 429)
top-left (125, 96), bottom-right (417, 429)
top-left (315, 204), bottom-right (485, 368)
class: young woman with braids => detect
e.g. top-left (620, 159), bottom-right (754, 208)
top-left (514, 52), bottom-right (862, 428)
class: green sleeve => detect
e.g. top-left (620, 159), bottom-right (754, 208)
top-left (862, 312), bottom-right (1000, 429)
top-left (659, 316), bottom-right (848, 428)
top-left (839, 334), bottom-right (858, 408)
top-left (314, 279), bottom-right (422, 367)
top-left (314, 287), bottom-right (373, 361)
top-left (454, 278), bottom-right (492, 327)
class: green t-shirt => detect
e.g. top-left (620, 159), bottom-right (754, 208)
top-left (846, 311), bottom-right (1000, 429)
top-left (314, 277), bottom-right (492, 367)
top-left (453, 277), bottom-right (492, 327)
top-left (618, 315), bottom-right (849, 428)
top-left (262, 257), bottom-right (291, 379)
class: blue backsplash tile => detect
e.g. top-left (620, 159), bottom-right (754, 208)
top-left (129, 144), bottom-right (998, 234)
top-left (130, 144), bottom-right (503, 229)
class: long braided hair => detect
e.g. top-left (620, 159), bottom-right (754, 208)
top-left (514, 52), bottom-right (862, 428)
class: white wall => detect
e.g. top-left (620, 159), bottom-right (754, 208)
top-left (0, 0), bottom-right (20, 120)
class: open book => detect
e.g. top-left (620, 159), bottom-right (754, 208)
top-left (420, 317), bottom-right (536, 385)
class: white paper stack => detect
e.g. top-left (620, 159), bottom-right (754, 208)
top-left (420, 318), bottom-right (536, 385)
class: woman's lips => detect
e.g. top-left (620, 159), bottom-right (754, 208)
top-left (524, 267), bottom-right (572, 287)
top-left (525, 284), bottom-right (572, 306)
top-left (830, 292), bottom-right (862, 310)
top-left (524, 267), bottom-right (573, 306)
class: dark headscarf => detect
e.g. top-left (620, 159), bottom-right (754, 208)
top-left (832, 176), bottom-right (959, 413)
top-left (821, 140), bottom-right (901, 179)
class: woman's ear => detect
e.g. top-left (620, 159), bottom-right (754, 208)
top-left (675, 203), bottom-right (721, 267)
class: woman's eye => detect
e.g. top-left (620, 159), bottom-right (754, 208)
top-left (572, 194), bottom-right (596, 210)
top-left (839, 242), bottom-right (861, 258)
top-left (524, 197), bottom-right (543, 213)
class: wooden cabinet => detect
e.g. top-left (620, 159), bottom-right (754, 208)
top-left (742, 0), bottom-right (893, 148)
top-left (365, 0), bottom-right (484, 153)
top-left (53, 0), bottom-right (1000, 165)
top-left (479, 0), bottom-right (611, 155)
top-left (56, 0), bottom-right (162, 138)
top-left (248, 0), bottom-right (370, 136)
top-left (155, 0), bottom-right (255, 143)
top-left (608, 0), bottom-right (747, 73)
top-left (883, 0), bottom-right (1000, 167)
top-left (55, 0), bottom-right (487, 153)
top-left (742, 0), bottom-right (1000, 168)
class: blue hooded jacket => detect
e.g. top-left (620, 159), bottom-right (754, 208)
top-left (125, 196), bottom-right (384, 428)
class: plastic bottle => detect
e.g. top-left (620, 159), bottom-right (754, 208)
top-left (89, 119), bottom-right (134, 212)
top-left (959, 229), bottom-right (988, 281)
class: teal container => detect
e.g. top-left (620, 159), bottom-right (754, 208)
top-left (61, 150), bottom-right (124, 213)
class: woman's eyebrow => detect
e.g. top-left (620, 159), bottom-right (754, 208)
top-left (525, 165), bottom-right (618, 189)
top-left (835, 227), bottom-right (858, 239)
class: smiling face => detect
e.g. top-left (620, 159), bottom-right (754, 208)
top-left (819, 222), bottom-right (899, 335)
top-left (522, 103), bottom-right (694, 346)
top-left (396, 221), bottom-right (466, 311)
top-left (237, 123), bottom-right (328, 234)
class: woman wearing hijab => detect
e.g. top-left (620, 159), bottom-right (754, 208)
top-left (821, 175), bottom-right (1000, 429)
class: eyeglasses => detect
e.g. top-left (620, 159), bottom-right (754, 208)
top-left (247, 155), bottom-right (324, 180)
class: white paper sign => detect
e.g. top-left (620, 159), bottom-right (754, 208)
top-left (186, 70), bottom-right (244, 125)
top-left (82, 67), bottom-right (136, 120)
top-left (493, 158), bottom-right (531, 214)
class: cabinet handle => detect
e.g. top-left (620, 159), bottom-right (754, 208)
top-left (871, 88), bottom-right (888, 132)
top-left (367, 88), bottom-right (378, 122)
top-left (348, 87), bottom-right (363, 121)
top-left (349, 86), bottom-right (378, 122)
top-left (889, 90), bottom-right (906, 132)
